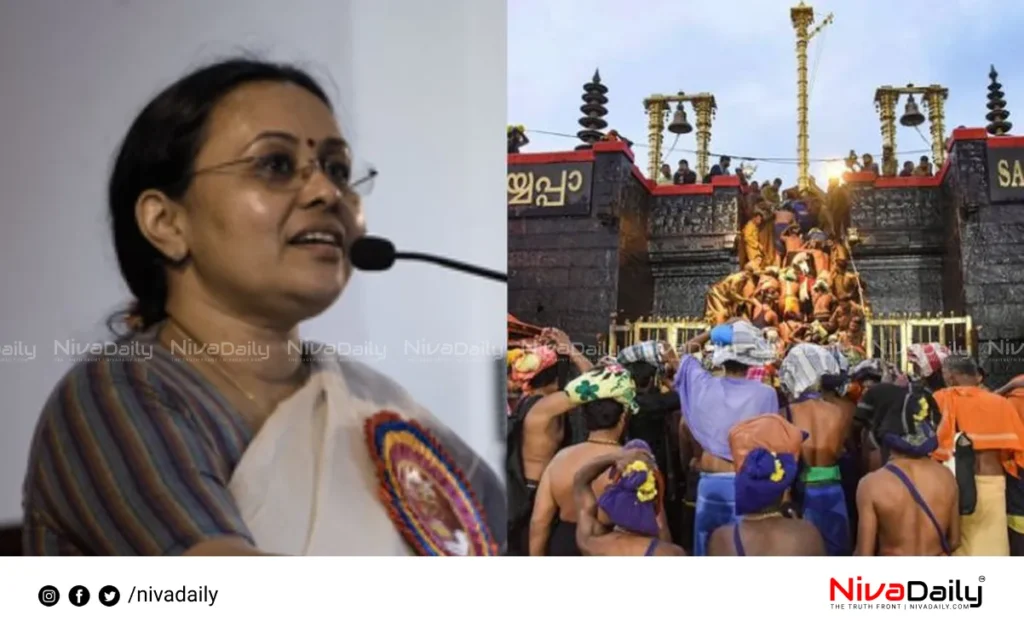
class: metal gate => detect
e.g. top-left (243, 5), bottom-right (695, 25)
top-left (608, 313), bottom-right (974, 369)
top-left (606, 317), bottom-right (708, 357)
top-left (864, 312), bottom-right (973, 372)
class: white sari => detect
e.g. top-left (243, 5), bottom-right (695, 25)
top-left (228, 355), bottom-right (503, 555)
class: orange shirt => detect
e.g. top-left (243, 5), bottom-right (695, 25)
top-left (933, 386), bottom-right (1024, 476)
top-left (1005, 374), bottom-right (1024, 422)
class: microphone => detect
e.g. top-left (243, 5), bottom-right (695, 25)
top-left (349, 236), bottom-right (507, 283)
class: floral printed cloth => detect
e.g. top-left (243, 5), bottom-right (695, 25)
top-left (563, 363), bottom-right (639, 414)
top-left (509, 345), bottom-right (558, 387)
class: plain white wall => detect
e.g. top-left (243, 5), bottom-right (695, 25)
top-left (0, 0), bottom-right (506, 523)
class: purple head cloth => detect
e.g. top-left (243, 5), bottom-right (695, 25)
top-left (623, 439), bottom-right (651, 452)
top-left (598, 440), bottom-right (660, 537)
top-left (734, 447), bottom-right (798, 515)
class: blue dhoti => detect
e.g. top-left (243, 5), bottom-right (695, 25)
top-left (800, 466), bottom-right (850, 556)
top-left (694, 472), bottom-right (736, 556)
top-left (837, 452), bottom-right (861, 544)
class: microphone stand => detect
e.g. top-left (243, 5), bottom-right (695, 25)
top-left (396, 252), bottom-right (507, 283)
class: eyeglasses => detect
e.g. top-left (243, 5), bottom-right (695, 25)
top-left (190, 151), bottom-right (378, 197)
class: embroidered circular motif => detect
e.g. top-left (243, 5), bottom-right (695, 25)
top-left (364, 411), bottom-right (498, 556)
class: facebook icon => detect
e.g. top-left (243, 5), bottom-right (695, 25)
top-left (69, 585), bottom-right (90, 606)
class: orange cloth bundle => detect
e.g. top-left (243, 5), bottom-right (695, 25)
top-left (728, 413), bottom-right (807, 472)
top-left (933, 386), bottom-right (1024, 476)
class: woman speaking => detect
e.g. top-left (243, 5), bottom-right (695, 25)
top-left (20, 58), bottom-right (504, 556)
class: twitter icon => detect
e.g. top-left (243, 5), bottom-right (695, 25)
top-left (98, 585), bottom-right (120, 607)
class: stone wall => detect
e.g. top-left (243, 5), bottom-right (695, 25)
top-left (946, 133), bottom-right (1024, 385)
top-left (507, 143), bottom-right (650, 349)
top-left (593, 151), bottom-right (653, 324)
top-left (940, 164), bottom-right (967, 317)
top-left (508, 215), bottom-right (618, 348)
top-left (648, 183), bottom-right (741, 317)
top-left (845, 182), bottom-right (946, 315)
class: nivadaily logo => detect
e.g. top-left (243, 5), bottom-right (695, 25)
top-left (830, 576), bottom-right (983, 610)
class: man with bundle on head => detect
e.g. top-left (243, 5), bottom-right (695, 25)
top-left (506, 328), bottom-right (593, 555)
top-left (616, 342), bottom-right (682, 486)
top-left (779, 344), bottom-right (853, 555)
top-left (932, 356), bottom-right (1024, 556)
top-left (708, 414), bottom-right (824, 555)
top-left (907, 343), bottom-right (949, 392)
top-left (617, 338), bottom-right (677, 403)
top-left (854, 382), bottom-right (959, 555)
top-left (572, 440), bottom-right (685, 556)
top-left (616, 340), bottom-right (685, 541)
top-left (673, 318), bottom-right (779, 555)
top-left (528, 364), bottom-right (660, 555)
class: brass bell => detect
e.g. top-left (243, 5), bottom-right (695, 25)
top-left (900, 94), bottom-right (925, 127)
top-left (667, 104), bottom-right (693, 135)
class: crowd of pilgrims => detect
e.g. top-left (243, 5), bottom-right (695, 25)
top-left (657, 151), bottom-right (934, 189)
top-left (505, 324), bottom-right (1024, 556)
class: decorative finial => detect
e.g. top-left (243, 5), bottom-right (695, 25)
top-left (575, 68), bottom-right (608, 150)
top-left (986, 65), bottom-right (1013, 136)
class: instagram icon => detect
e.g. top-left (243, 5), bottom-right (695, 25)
top-left (37, 585), bottom-right (59, 607)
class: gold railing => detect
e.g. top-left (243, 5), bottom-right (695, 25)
top-left (608, 313), bottom-right (974, 370)
top-left (864, 312), bottom-right (973, 372)
top-left (607, 316), bottom-right (712, 357)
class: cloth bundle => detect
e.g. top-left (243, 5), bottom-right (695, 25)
top-left (850, 359), bottom-right (883, 383)
top-left (735, 447), bottom-right (799, 515)
top-left (728, 413), bottom-right (808, 473)
top-left (709, 321), bottom-right (776, 368)
top-left (597, 439), bottom-right (661, 536)
top-left (858, 383), bottom-right (941, 457)
top-left (746, 366), bottom-right (769, 383)
top-left (617, 340), bottom-right (662, 367)
top-left (907, 343), bottom-right (950, 378)
top-left (564, 364), bottom-right (639, 414)
top-left (779, 343), bottom-right (841, 399)
top-left (509, 345), bottom-right (557, 387)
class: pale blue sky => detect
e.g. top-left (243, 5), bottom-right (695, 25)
top-left (509, 0), bottom-right (1024, 187)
